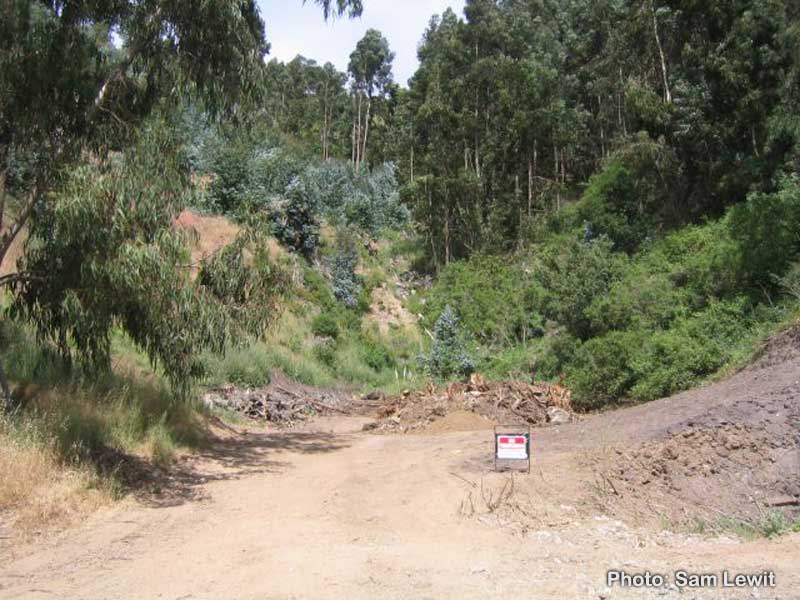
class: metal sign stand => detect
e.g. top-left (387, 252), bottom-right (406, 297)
top-left (493, 425), bottom-right (531, 473)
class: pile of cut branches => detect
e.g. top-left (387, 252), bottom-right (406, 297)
top-left (202, 376), bottom-right (350, 426)
top-left (364, 374), bottom-right (574, 433)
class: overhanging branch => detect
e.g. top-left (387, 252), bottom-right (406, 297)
top-left (0, 271), bottom-right (45, 289)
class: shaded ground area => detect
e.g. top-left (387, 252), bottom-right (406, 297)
top-left (0, 328), bottom-right (798, 599)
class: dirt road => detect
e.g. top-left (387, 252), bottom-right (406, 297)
top-left (2, 327), bottom-right (800, 599)
top-left (0, 411), bottom-right (797, 600)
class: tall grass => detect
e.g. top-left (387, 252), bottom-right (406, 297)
top-left (201, 301), bottom-right (426, 394)
top-left (0, 321), bottom-right (209, 536)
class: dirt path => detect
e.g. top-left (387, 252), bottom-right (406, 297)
top-left (0, 410), bottom-right (797, 600)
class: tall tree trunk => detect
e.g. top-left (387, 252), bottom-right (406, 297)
top-left (598, 95), bottom-right (606, 159)
top-left (361, 97), bottom-right (371, 168)
top-left (554, 145), bottom-right (559, 182)
top-left (321, 105), bottom-right (327, 161)
top-left (649, 0), bottom-right (672, 103)
top-left (426, 182), bottom-right (438, 268)
top-left (619, 68), bottom-right (629, 136)
top-left (444, 202), bottom-right (451, 265)
top-left (0, 170), bottom-right (6, 234)
top-left (354, 92), bottom-right (363, 170)
top-left (527, 151), bottom-right (533, 216)
top-left (350, 98), bottom-right (357, 168)
top-left (0, 357), bottom-right (11, 412)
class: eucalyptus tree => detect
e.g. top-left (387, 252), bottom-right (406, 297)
top-left (348, 29), bottom-right (395, 171)
top-left (0, 0), bottom-right (362, 405)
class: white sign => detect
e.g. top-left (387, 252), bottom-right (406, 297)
top-left (496, 433), bottom-right (529, 460)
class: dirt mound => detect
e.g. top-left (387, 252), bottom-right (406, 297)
top-left (422, 410), bottom-right (495, 434)
top-left (578, 326), bottom-right (800, 527)
top-left (362, 374), bottom-right (574, 433)
top-left (749, 322), bottom-right (800, 369)
top-left (603, 423), bottom-right (799, 523)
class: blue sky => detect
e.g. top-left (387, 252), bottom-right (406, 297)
top-left (257, 0), bottom-right (466, 86)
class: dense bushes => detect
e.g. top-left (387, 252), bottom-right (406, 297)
top-left (197, 127), bottom-right (408, 254)
top-left (419, 177), bottom-right (800, 409)
top-left (270, 177), bottom-right (320, 258)
top-left (565, 298), bottom-right (756, 409)
top-left (728, 177), bottom-right (800, 286)
top-left (422, 255), bottom-right (542, 344)
top-left (561, 135), bottom-right (684, 253)
top-left (537, 236), bottom-right (628, 340)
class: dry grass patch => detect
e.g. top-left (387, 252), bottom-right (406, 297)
top-left (0, 418), bottom-right (113, 541)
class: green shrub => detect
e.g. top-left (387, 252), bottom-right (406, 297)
top-left (312, 339), bottom-right (337, 367)
top-left (422, 254), bottom-right (542, 344)
top-left (270, 176), bottom-right (320, 258)
top-left (535, 333), bottom-right (580, 380)
top-left (421, 306), bottom-right (475, 379)
top-left (630, 298), bottom-right (753, 400)
top-left (329, 231), bottom-right (362, 309)
top-left (574, 135), bottom-right (683, 252)
top-left (565, 298), bottom-right (754, 408)
top-left (585, 266), bottom-right (686, 334)
top-left (537, 235), bottom-right (627, 340)
top-left (728, 176), bottom-right (800, 286)
top-left (479, 344), bottom-right (538, 380)
top-left (204, 344), bottom-right (271, 388)
top-left (566, 330), bottom-right (643, 409)
top-left (311, 312), bottom-right (339, 339)
top-left (208, 139), bottom-right (251, 214)
top-left (362, 340), bottom-right (394, 371)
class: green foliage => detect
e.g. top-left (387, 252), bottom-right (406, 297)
top-left (537, 236), bottom-right (627, 340)
top-left (341, 163), bottom-right (409, 234)
top-left (422, 254), bottom-right (542, 344)
top-left (1, 320), bottom-right (206, 467)
top-left (574, 136), bottom-right (683, 252)
top-left (362, 339), bottom-right (394, 371)
top-left (478, 344), bottom-right (538, 381)
top-left (421, 306), bottom-right (474, 379)
top-left (328, 233), bottom-right (362, 308)
top-left (0, 0), bottom-right (269, 199)
top-left (206, 344), bottom-right (272, 388)
top-left (565, 297), bottom-right (758, 407)
top-left (566, 331), bottom-right (642, 410)
top-left (728, 177), bottom-right (800, 286)
top-left (311, 312), bottom-right (339, 339)
top-left (312, 338), bottom-right (337, 367)
top-left (12, 127), bottom-right (283, 397)
top-left (629, 299), bottom-right (754, 401)
top-left (269, 175), bottom-right (321, 259)
top-left (207, 139), bottom-right (252, 213)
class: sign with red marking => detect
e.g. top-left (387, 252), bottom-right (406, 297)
top-left (496, 432), bottom-right (529, 460)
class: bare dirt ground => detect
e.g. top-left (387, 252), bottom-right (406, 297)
top-left (1, 330), bottom-right (799, 599)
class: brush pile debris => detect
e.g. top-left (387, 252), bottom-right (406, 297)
top-left (202, 379), bottom-right (350, 426)
top-left (361, 373), bottom-right (574, 433)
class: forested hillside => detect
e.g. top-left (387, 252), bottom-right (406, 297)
top-left (1, 0), bottom-right (799, 532)
top-left (176, 0), bottom-right (800, 409)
